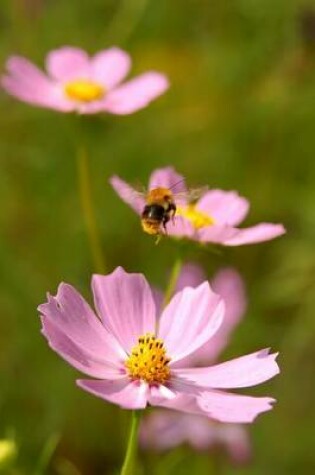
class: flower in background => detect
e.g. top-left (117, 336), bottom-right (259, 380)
top-left (110, 167), bottom-right (286, 245)
top-left (140, 264), bottom-right (251, 463)
top-left (38, 267), bottom-right (279, 423)
top-left (1, 47), bottom-right (169, 114)
top-left (140, 412), bottom-right (250, 464)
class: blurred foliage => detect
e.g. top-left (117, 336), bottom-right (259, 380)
top-left (1, 0), bottom-right (315, 473)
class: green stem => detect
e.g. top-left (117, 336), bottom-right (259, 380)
top-left (163, 256), bottom-right (183, 307)
top-left (77, 145), bottom-right (106, 274)
top-left (34, 433), bottom-right (60, 475)
top-left (120, 411), bottom-right (142, 475)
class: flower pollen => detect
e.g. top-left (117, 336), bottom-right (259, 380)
top-left (177, 205), bottom-right (215, 229)
top-left (126, 333), bottom-right (171, 384)
top-left (64, 80), bottom-right (105, 102)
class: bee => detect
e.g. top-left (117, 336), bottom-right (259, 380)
top-left (138, 181), bottom-right (207, 240)
top-left (141, 187), bottom-right (177, 236)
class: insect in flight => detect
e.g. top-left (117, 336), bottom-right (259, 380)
top-left (137, 180), bottom-right (207, 241)
top-left (141, 186), bottom-right (177, 236)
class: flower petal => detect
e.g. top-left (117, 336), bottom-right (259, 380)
top-left (1, 74), bottom-right (73, 111)
top-left (38, 283), bottom-right (124, 364)
top-left (77, 378), bottom-right (148, 409)
top-left (168, 375), bottom-right (203, 396)
top-left (175, 263), bottom-right (206, 292)
top-left (211, 268), bottom-right (246, 334)
top-left (92, 267), bottom-right (156, 353)
top-left (104, 72), bottom-right (169, 115)
top-left (197, 225), bottom-right (240, 243)
top-left (140, 411), bottom-right (251, 456)
top-left (218, 425), bottom-right (251, 464)
top-left (91, 47), bottom-right (131, 88)
top-left (173, 349), bottom-right (279, 388)
top-left (222, 223), bottom-right (286, 246)
top-left (167, 215), bottom-right (195, 238)
top-left (197, 391), bottom-right (275, 423)
top-left (46, 46), bottom-right (90, 81)
top-left (140, 411), bottom-right (216, 451)
top-left (151, 393), bottom-right (204, 416)
top-left (187, 268), bottom-right (246, 364)
top-left (196, 190), bottom-right (250, 226)
top-left (2, 56), bottom-right (73, 111)
top-left (5, 56), bottom-right (52, 88)
top-left (41, 316), bottom-right (123, 379)
top-left (152, 288), bottom-right (164, 316)
top-left (140, 411), bottom-right (191, 450)
top-left (109, 175), bottom-right (145, 214)
top-left (149, 384), bottom-right (177, 403)
top-left (148, 166), bottom-right (187, 194)
top-left (158, 282), bottom-right (224, 363)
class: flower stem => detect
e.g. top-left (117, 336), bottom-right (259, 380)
top-left (120, 410), bottom-right (142, 475)
top-left (34, 433), bottom-right (60, 475)
top-left (76, 145), bottom-right (106, 274)
top-left (163, 256), bottom-right (182, 307)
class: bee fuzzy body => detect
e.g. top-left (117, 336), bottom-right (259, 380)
top-left (141, 187), bottom-right (176, 236)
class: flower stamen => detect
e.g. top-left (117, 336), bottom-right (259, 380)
top-left (176, 205), bottom-right (215, 229)
top-left (126, 333), bottom-right (171, 384)
top-left (64, 80), bottom-right (105, 102)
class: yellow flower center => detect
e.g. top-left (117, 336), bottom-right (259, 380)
top-left (125, 333), bottom-right (171, 384)
top-left (64, 80), bottom-right (105, 102)
top-left (176, 205), bottom-right (215, 229)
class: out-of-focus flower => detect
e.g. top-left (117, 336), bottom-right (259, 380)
top-left (140, 412), bottom-right (250, 463)
top-left (140, 264), bottom-right (251, 462)
top-left (0, 439), bottom-right (17, 469)
top-left (173, 264), bottom-right (247, 366)
top-left (110, 167), bottom-right (286, 245)
top-left (38, 267), bottom-right (279, 423)
top-left (1, 47), bottom-right (169, 114)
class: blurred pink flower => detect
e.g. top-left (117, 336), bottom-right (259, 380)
top-left (140, 264), bottom-right (251, 462)
top-left (140, 412), bottom-right (251, 464)
top-left (1, 47), bottom-right (169, 114)
top-left (38, 267), bottom-right (279, 423)
top-left (172, 264), bottom-right (247, 366)
top-left (110, 166), bottom-right (286, 245)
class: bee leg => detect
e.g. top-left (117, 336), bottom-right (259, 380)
top-left (155, 234), bottom-right (162, 245)
top-left (170, 203), bottom-right (177, 223)
top-left (162, 215), bottom-right (170, 235)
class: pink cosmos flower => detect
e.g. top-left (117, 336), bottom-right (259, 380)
top-left (38, 267), bottom-right (279, 423)
top-left (1, 46), bottom-right (169, 114)
top-left (140, 264), bottom-right (251, 462)
top-left (110, 167), bottom-right (286, 245)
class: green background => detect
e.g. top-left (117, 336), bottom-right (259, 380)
top-left (1, 0), bottom-right (315, 473)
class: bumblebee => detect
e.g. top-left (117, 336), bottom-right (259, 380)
top-left (141, 187), bottom-right (176, 236)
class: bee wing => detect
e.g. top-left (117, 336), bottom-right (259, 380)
top-left (110, 176), bottom-right (146, 214)
top-left (173, 186), bottom-right (208, 204)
